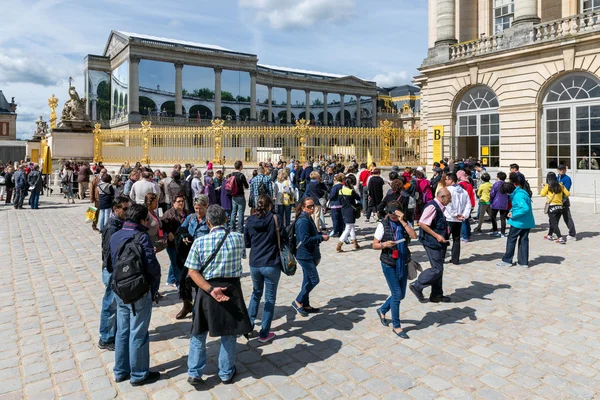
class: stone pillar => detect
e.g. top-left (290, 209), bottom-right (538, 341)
top-left (267, 86), bottom-right (273, 123)
top-left (428, 0), bottom-right (437, 47)
top-left (305, 90), bottom-right (311, 122)
top-left (175, 62), bottom-right (183, 117)
top-left (128, 56), bottom-right (140, 115)
top-left (356, 95), bottom-right (361, 127)
top-left (323, 92), bottom-right (328, 126)
top-left (371, 96), bottom-right (377, 127)
top-left (91, 95), bottom-right (98, 121)
top-left (214, 67), bottom-right (222, 119)
top-left (340, 94), bottom-right (345, 126)
top-left (513, 0), bottom-right (540, 25)
top-left (435, 0), bottom-right (457, 45)
top-left (286, 88), bottom-right (292, 124)
top-left (250, 72), bottom-right (257, 120)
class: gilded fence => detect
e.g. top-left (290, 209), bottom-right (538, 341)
top-left (94, 119), bottom-right (427, 166)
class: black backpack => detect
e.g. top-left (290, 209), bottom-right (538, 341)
top-left (111, 232), bottom-right (150, 311)
top-left (286, 219), bottom-right (298, 256)
top-left (258, 180), bottom-right (267, 196)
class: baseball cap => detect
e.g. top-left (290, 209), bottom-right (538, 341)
top-left (416, 166), bottom-right (424, 172)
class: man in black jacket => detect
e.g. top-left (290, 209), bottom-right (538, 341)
top-left (98, 196), bottom-right (130, 351)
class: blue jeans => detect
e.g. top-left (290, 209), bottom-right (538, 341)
top-left (295, 259), bottom-right (320, 307)
top-left (461, 219), bottom-right (471, 240)
top-left (247, 265), bottom-right (281, 338)
top-left (14, 188), bottom-right (26, 208)
top-left (276, 204), bottom-right (292, 228)
top-left (114, 292), bottom-right (153, 383)
top-left (29, 189), bottom-right (40, 209)
top-left (99, 268), bottom-right (117, 343)
top-left (379, 262), bottom-right (408, 329)
top-left (188, 332), bottom-right (237, 381)
top-left (98, 209), bottom-right (111, 231)
top-left (165, 247), bottom-right (180, 286)
top-left (230, 195), bottom-right (246, 233)
top-left (330, 208), bottom-right (344, 235)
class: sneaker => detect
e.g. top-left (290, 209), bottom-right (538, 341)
top-left (568, 235), bottom-right (577, 241)
top-left (489, 232), bottom-right (500, 237)
top-left (500, 234), bottom-right (506, 238)
top-left (473, 228), bottom-right (481, 233)
top-left (258, 332), bottom-right (276, 343)
top-left (460, 238), bottom-right (470, 243)
top-left (98, 339), bottom-right (115, 351)
top-left (556, 237), bottom-right (566, 244)
top-left (518, 264), bottom-right (530, 268)
top-left (496, 261), bottom-right (513, 267)
top-left (187, 376), bottom-right (203, 386)
top-left (543, 235), bottom-right (553, 241)
top-left (131, 371), bottom-right (161, 386)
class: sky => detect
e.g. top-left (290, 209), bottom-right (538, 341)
top-left (0, 0), bottom-right (428, 139)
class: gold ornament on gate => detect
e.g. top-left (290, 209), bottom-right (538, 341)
top-left (210, 118), bottom-right (228, 163)
top-left (48, 94), bottom-right (59, 129)
top-left (93, 123), bottom-right (102, 162)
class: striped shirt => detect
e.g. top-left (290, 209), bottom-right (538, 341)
top-left (184, 226), bottom-right (246, 280)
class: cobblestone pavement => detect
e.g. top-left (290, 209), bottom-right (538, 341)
top-left (1, 195), bottom-right (600, 400)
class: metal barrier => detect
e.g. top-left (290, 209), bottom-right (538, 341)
top-left (94, 119), bottom-right (427, 166)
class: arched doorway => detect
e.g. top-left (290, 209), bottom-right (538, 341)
top-left (97, 81), bottom-right (110, 120)
top-left (542, 72), bottom-right (600, 193)
top-left (335, 110), bottom-right (352, 126)
top-left (239, 108), bottom-right (250, 121)
top-left (318, 112), bottom-right (334, 126)
top-left (259, 109), bottom-right (274, 122)
top-left (139, 96), bottom-right (157, 115)
top-left (221, 106), bottom-right (236, 121)
top-left (189, 104), bottom-right (212, 120)
top-left (299, 112), bottom-right (315, 122)
top-left (454, 86), bottom-right (500, 167)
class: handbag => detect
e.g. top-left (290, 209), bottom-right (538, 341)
top-left (274, 215), bottom-right (297, 276)
top-left (407, 260), bottom-right (423, 281)
top-left (544, 193), bottom-right (556, 214)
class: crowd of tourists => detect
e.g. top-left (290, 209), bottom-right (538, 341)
top-left (3, 154), bottom-right (577, 387)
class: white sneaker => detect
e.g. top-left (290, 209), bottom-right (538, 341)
top-left (568, 235), bottom-right (576, 241)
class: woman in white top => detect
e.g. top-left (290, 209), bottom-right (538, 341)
top-left (273, 169), bottom-right (294, 227)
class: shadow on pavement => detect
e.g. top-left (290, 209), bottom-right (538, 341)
top-left (528, 255), bottom-right (565, 267)
top-left (402, 306), bottom-right (477, 332)
top-left (576, 231), bottom-right (600, 240)
top-left (450, 280), bottom-right (511, 303)
top-left (459, 251), bottom-right (506, 265)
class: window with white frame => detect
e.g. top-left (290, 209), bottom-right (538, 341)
top-left (582, 0), bottom-right (600, 12)
top-left (494, 0), bottom-right (514, 34)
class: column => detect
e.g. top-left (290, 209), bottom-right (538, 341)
top-left (91, 95), bottom-right (98, 120)
top-left (371, 96), bottom-right (377, 127)
top-left (356, 95), bottom-right (361, 127)
top-left (305, 90), bottom-right (311, 122)
top-left (250, 72), bottom-right (257, 120)
top-left (435, 0), bottom-right (457, 45)
top-left (513, 0), bottom-right (540, 25)
top-left (286, 88), bottom-right (292, 124)
top-left (128, 56), bottom-right (140, 114)
top-left (175, 62), bottom-right (183, 117)
top-left (340, 94), bottom-right (345, 126)
top-left (323, 92), bottom-right (328, 126)
top-left (267, 86), bottom-right (273, 123)
top-left (214, 67), bottom-right (222, 119)
top-left (428, 0), bottom-right (437, 47)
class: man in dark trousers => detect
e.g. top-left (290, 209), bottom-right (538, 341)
top-left (410, 188), bottom-right (452, 303)
top-left (98, 196), bottom-right (130, 351)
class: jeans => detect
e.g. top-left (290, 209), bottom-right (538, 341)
top-left (295, 259), bottom-right (320, 307)
top-left (247, 265), bottom-right (281, 338)
top-left (98, 209), bottom-right (111, 231)
top-left (490, 209), bottom-right (508, 234)
top-left (414, 246), bottom-right (445, 298)
top-left (13, 188), bottom-right (26, 208)
top-left (330, 208), bottom-right (344, 235)
top-left (461, 218), bottom-right (471, 240)
top-left (29, 189), bottom-right (40, 209)
top-left (165, 247), bottom-right (180, 286)
top-left (230, 196), bottom-right (246, 233)
top-left (380, 262), bottom-right (408, 329)
top-left (447, 221), bottom-right (462, 264)
top-left (502, 227), bottom-right (530, 266)
top-left (188, 332), bottom-right (237, 381)
top-left (99, 268), bottom-right (117, 343)
top-left (276, 204), bottom-right (292, 228)
top-left (114, 292), bottom-right (153, 383)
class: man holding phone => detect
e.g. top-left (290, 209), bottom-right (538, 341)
top-left (410, 188), bottom-right (452, 303)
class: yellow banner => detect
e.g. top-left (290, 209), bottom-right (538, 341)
top-left (432, 126), bottom-right (444, 163)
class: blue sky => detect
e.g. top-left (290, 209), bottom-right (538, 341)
top-left (0, 0), bottom-right (428, 138)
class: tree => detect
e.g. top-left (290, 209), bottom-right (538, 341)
top-left (222, 91), bottom-right (235, 101)
top-left (96, 81), bottom-right (110, 120)
top-left (313, 99), bottom-right (323, 106)
top-left (236, 95), bottom-right (251, 102)
top-left (192, 88), bottom-right (214, 99)
top-left (182, 88), bottom-right (189, 96)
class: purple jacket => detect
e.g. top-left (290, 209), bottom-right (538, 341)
top-left (490, 181), bottom-right (509, 210)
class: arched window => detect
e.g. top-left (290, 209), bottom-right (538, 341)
top-left (542, 73), bottom-right (600, 171)
top-left (455, 87), bottom-right (500, 167)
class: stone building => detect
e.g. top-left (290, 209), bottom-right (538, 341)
top-left (417, 0), bottom-right (600, 194)
top-left (377, 84), bottom-right (421, 129)
top-left (0, 90), bottom-right (17, 140)
top-left (85, 31), bottom-right (379, 128)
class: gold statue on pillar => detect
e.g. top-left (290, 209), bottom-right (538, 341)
top-left (48, 94), bottom-right (59, 129)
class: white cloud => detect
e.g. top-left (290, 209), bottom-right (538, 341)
top-left (371, 71), bottom-right (410, 87)
top-left (239, 0), bottom-right (357, 30)
top-left (0, 49), bottom-right (75, 87)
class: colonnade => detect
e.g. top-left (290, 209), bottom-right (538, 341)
top-left (125, 57), bottom-right (378, 126)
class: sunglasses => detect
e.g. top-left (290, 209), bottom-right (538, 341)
top-left (305, 204), bottom-right (315, 209)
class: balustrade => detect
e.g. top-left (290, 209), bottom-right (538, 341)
top-left (533, 12), bottom-right (600, 42)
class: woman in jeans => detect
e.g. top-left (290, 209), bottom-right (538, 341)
top-left (292, 197), bottom-right (329, 317)
top-left (161, 194), bottom-right (189, 288)
top-left (540, 172), bottom-right (570, 244)
top-left (273, 169), bottom-right (293, 227)
top-left (97, 174), bottom-right (115, 230)
top-left (244, 195), bottom-right (288, 343)
top-left (372, 201), bottom-right (417, 339)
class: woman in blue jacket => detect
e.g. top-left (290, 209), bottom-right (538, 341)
top-left (292, 197), bottom-right (329, 317)
top-left (497, 173), bottom-right (536, 268)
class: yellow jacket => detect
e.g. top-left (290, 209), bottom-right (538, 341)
top-left (477, 182), bottom-right (492, 203)
top-left (540, 183), bottom-right (569, 205)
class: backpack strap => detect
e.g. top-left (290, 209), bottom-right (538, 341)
top-left (199, 229), bottom-right (230, 276)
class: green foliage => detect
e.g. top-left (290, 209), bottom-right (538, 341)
top-left (182, 89), bottom-right (189, 96)
top-left (192, 88), bottom-right (214, 99)
top-left (312, 99), bottom-right (323, 106)
top-left (236, 95), bottom-right (251, 102)
top-left (222, 91), bottom-right (235, 101)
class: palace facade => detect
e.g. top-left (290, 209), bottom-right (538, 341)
top-left (417, 0), bottom-right (600, 194)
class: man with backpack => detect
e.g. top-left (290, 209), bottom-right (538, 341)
top-left (110, 204), bottom-right (161, 386)
top-left (249, 166), bottom-right (272, 211)
top-left (98, 196), bottom-right (130, 352)
top-left (228, 160), bottom-right (249, 233)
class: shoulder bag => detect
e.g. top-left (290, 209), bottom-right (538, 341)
top-left (543, 193), bottom-right (556, 214)
top-left (274, 215), bottom-right (297, 276)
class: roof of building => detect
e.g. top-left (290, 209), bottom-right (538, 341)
top-left (0, 90), bottom-right (15, 115)
top-left (378, 84), bottom-right (420, 97)
top-left (258, 64), bottom-right (346, 79)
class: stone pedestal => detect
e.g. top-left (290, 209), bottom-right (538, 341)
top-left (47, 128), bottom-right (94, 165)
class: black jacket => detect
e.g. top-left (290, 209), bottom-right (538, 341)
top-left (367, 175), bottom-right (385, 207)
top-left (101, 215), bottom-right (123, 273)
top-left (244, 211), bottom-right (288, 267)
top-left (305, 180), bottom-right (328, 204)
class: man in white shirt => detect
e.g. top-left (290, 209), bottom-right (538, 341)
top-left (444, 173), bottom-right (471, 265)
top-left (129, 171), bottom-right (158, 204)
